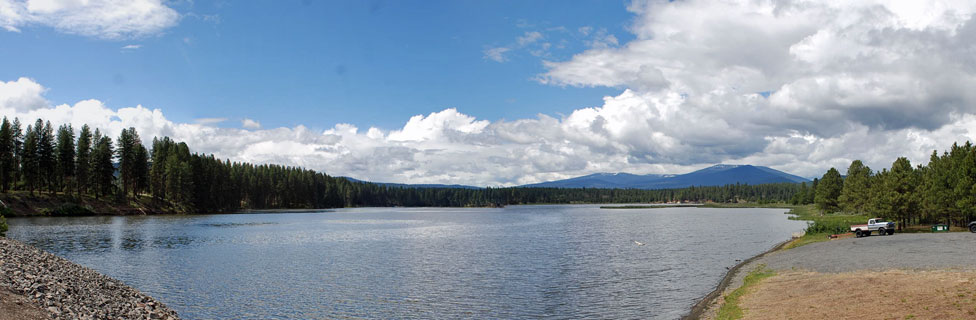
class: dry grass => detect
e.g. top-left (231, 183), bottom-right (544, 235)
top-left (738, 270), bottom-right (976, 320)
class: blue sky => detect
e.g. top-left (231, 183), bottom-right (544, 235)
top-left (0, 0), bottom-right (631, 130)
top-left (2, 0), bottom-right (975, 186)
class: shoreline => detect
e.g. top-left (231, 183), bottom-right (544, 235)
top-left (0, 238), bottom-right (180, 320)
top-left (680, 237), bottom-right (795, 320)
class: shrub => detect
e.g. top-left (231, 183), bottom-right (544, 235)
top-left (804, 220), bottom-right (849, 234)
top-left (0, 207), bottom-right (9, 237)
top-left (40, 203), bottom-right (95, 216)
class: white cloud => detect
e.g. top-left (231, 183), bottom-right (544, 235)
top-left (517, 31), bottom-right (543, 46)
top-left (195, 117), bottom-right (226, 125)
top-left (121, 44), bottom-right (141, 50)
top-left (4, 1), bottom-right (976, 186)
top-left (0, 0), bottom-right (179, 39)
top-left (2, 76), bottom-right (975, 186)
top-left (0, 77), bottom-right (47, 112)
top-left (483, 47), bottom-right (510, 62)
top-left (241, 118), bottom-right (261, 129)
top-left (535, 0), bottom-right (976, 176)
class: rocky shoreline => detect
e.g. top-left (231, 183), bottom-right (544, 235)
top-left (0, 238), bottom-right (180, 320)
top-left (680, 238), bottom-right (794, 320)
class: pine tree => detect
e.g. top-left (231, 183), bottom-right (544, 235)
top-left (838, 160), bottom-right (872, 214)
top-left (75, 125), bottom-right (93, 196)
top-left (116, 127), bottom-right (148, 200)
top-left (36, 120), bottom-right (56, 193)
top-left (877, 157), bottom-right (919, 230)
top-left (9, 119), bottom-right (22, 188)
top-left (91, 130), bottom-right (116, 199)
top-left (55, 124), bottom-right (76, 193)
top-left (0, 117), bottom-right (13, 192)
top-left (132, 143), bottom-right (149, 197)
top-left (21, 124), bottom-right (39, 195)
top-left (815, 168), bottom-right (843, 214)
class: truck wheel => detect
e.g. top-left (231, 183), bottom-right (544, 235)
top-left (970, 225), bottom-right (976, 233)
top-left (855, 230), bottom-right (863, 238)
top-left (878, 228), bottom-right (886, 236)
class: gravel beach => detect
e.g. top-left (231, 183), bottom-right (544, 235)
top-left (0, 238), bottom-right (180, 320)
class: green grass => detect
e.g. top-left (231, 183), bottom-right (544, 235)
top-left (776, 205), bottom-right (868, 249)
top-left (717, 264), bottom-right (776, 320)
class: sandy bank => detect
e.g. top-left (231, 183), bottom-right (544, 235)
top-left (0, 238), bottom-right (180, 320)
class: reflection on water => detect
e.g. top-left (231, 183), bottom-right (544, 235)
top-left (8, 205), bottom-right (806, 319)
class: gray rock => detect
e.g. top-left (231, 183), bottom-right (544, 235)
top-left (0, 238), bottom-right (181, 320)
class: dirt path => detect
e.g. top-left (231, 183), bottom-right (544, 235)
top-left (0, 289), bottom-right (49, 320)
top-left (740, 270), bottom-right (976, 320)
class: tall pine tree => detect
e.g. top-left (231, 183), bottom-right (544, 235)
top-left (815, 168), bottom-right (843, 214)
top-left (838, 160), bottom-right (871, 214)
top-left (0, 118), bottom-right (13, 192)
top-left (55, 124), bottom-right (75, 193)
top-left (75, 125), bottom-right (93, 196)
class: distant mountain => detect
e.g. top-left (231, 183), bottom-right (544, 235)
top-left (521, 164), bottom-right (809, 189)
top-left (520, 172), bottom-right (673, 188)
top-left (341, 177), bottom-right (481, 189)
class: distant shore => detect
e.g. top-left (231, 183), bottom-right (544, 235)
top-left (0, 238), bottom-right (180, 320)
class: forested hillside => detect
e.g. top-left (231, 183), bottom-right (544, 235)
top-left (801, 142), bottom-right (976, 228)
top-left (0, 116), bottom-right (802, 213)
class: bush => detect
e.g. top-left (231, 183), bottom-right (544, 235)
top-left (805, 220), bottom-right (849, 234)
top-left (0, 207), bottom-right (9, 237)
top-left (40, 203), bottom-right (95, 216)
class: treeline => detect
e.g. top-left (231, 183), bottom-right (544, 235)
top-left (801, 141), bottom-right (976, 229)
top-left (0, 116), bottom-right (804, 213)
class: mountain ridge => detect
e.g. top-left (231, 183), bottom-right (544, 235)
top-left (521, 164), bottom-right (809, 189)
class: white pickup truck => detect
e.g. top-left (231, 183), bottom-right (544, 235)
top-left (851, 218), bottom-right (895, 237)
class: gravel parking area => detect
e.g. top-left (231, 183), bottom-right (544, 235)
top-left (758, 232), bottom-right (976, 273)
top-left (694, 232), bottom-right (976, 319)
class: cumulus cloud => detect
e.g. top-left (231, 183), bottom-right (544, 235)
top-left (4, 1), bottom-right (976, 186)
top-left (0, 77), bottom-right (47, 112)
top-left (536, 0), bottom-right (976, 177)
top-left (0, 0), bottom-right (179, 39)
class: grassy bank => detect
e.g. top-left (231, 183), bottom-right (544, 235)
top-left (0, 191), bottom-right (182, 216)
top-left (781, 205), bottom-right (867, 249)
top-left (716, 264), bottom-right (775, 320)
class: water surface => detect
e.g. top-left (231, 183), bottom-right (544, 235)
top-left (9, 205), bottom-right (806, 319)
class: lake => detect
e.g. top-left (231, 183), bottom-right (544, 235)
top-left (7, 205), bottom-right (807, 319)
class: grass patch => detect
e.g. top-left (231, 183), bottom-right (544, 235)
top-left (717, 264), bottom-right (776, 320)
top-left (782, 233), bottom-right (831, 250)
top-left (781, 205), bottom-right (868, 249)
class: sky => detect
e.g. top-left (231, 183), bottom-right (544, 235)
top-left (2, 0), bottom-right (976, 187)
